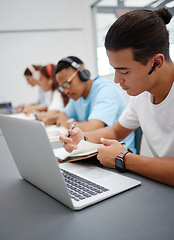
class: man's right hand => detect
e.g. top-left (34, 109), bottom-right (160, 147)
top-left (59, 127), bottom-right (84, 152)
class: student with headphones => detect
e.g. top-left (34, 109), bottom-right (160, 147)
top-left (31, 64), bottom-right (68, 121)
top-left (17, 65), bottom-right (51, 113)
top-left (55, 56), bottom-right (136, 153)
top-left (60, 8), bottom-right (174, 186)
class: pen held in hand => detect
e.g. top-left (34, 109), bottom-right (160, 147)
top-left (33, 112), bottom-right (40, 121)
top-left (66, 123), bottom-right (76, 138)
top-left (33, 112), bottom-right (45, 126)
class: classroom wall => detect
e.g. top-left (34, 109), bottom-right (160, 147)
top-left (0, 0), bottom-right (97, 106)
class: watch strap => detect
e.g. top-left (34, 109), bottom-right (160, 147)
top-left (117, 150), bottom-right (129, 159)
top-left (117, 148), bottom-right (132, 158)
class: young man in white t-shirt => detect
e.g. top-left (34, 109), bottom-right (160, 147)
top-left (59, 8), bottom-right (174, 186)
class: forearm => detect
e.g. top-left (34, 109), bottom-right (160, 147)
top-left (33, 105), bottom-right (47, 112)
top-left (36, 111), bottom-right (60, 125)
top-left (69, 119), bottom-right (105, 132)
top-left (85, 125), bottom-right (118, 143)
top-left (125, 154), bottom-right (174, 186)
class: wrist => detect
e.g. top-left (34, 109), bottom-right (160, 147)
top-left (66, 118), bottom-right (75, 129)
top-left (115, 149), bottom-right (132, 173)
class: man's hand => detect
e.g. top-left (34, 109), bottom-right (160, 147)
top-left (59, 127), bottom-right (84, 152)
top-left (97, 138), bottom-right (125, 169)
top-left (56, 113), bottom-right (69, 128)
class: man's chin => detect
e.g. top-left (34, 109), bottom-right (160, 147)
top-left (68, 94), bottom-right (77, 100)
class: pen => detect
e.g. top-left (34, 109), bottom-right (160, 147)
top-left (33, 112), bottom-right (45, 126)
top-left (66, 123), bottom-right (76, 137)
top-left (120, 141), bottom-right (126, 145)
top-left (33, 112), bottom-right (40, 121)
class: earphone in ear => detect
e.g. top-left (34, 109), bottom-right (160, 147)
top-left (148, 62), bottom-right (158, 75)
top-left (59, 57), bottom-right (90, 82)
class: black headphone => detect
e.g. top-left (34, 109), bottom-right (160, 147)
top-left (148, 62), bottom-right (158, 75)
top-left (59, 57), bottom-right (90, 82)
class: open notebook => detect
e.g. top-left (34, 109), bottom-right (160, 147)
top-left (53, 140), bottom-right (101, 162)
top-left (0, 114), bottom-right (141, 210)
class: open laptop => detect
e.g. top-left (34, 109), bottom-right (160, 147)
top-left (0, 114), bottom-right (141, 210)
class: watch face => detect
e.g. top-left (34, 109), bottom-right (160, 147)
top-left (116, 158), bottom-right (123, 168)
top-left (115, 157), bottom-right (125, 172)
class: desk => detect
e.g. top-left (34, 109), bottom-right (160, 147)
top-left (0, 133), bottom-right (173, 240)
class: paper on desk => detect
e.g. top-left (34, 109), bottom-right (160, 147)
top-left (45, 125), bottom-right (67, 141)
top-left (9, 113), bottom-right (35, 120)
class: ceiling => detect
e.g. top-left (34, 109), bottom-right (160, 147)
top-left (94, 0), bottom-right (174, 15)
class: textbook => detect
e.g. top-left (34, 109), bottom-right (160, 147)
top-left (53, 140), bottom-right (101, 163)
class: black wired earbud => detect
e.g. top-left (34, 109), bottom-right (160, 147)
top-left (148, 62), bottom-right (158, 75)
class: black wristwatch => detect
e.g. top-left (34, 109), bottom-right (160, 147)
top-left (115, 149), bottom-right (132, 173)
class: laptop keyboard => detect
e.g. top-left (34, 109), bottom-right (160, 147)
top-left (61, 169), bottom-right (109, 201)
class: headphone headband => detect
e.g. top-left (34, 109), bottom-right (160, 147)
top-left (58, 57), bottom-right (90, 82)
top-left (60, 57), bottom-right (81, 70)
top-left (27, 65), bottom-right (40, 80)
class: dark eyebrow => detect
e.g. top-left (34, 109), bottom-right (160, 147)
top-left (114, 67), bottom-right (129, 70)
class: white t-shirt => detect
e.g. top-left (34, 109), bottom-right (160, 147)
top-left (119, 82), bottom-right (174, 158)
top-left (37, 87), bottom-right (51, 107)
top-left (48, 90), bottom-right (64, 112)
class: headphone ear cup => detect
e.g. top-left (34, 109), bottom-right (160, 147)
top-left (78, 69), bottom-right (91, 81)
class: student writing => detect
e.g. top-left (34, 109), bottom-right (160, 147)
top-left (56, 56), bottom-right (136, 153)
top-left (60, 8), bottom-right (174, 186)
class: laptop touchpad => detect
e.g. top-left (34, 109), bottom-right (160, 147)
top-left (77, 167), bottom-right (113, 180)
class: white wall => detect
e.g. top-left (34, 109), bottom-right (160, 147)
top-left (0, 0), bottom-right (97, 106)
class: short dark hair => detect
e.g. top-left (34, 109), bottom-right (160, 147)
top-left (105, 8), bottom-right (172, 65)
top-left (55, 56), bottom-right (84, 74)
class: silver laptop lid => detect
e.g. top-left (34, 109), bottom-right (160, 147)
top-left (0, 114), bottom-right (74, 209)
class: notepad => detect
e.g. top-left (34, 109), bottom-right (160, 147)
top-left (53, 140), bottom-right (101, 162)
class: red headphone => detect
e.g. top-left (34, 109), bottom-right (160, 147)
top-left (46, 64), bottom-right (52, 78)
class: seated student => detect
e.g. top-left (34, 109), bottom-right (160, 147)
top-left (59, 8), bottom-right (174, 187)
top-left (17, 65), bottom-right (51, 113)
top-left (56, 56), bottom-right (136, 153)
top-left (34, 64), bottom-right (68, 121)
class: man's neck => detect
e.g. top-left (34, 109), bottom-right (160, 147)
top-left (151, 61), bottom-right (174, 104)
top-left (82, 79), bottom-right (93, 99)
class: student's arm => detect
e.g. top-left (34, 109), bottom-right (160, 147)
top-left (56, 112), bottom-right (106, 130)
top-left (59, 121), bottom-right (132, 151)
top-left (57, 114), bottom-right (106, 131)
top-left (72, 119), bottom-right (105, 131)
top-left (84, 121), bottom-right (133, 143)
top-left (35, 111), bottom-right (60, 125)
top-left (125, 154), bottom-right (174, 186)
top-left (23, 105), bottom-right (47, 114)
top-left (97, 138), bottom-right (174, 186)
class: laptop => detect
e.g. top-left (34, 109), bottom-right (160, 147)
top-left (0, 102), bottom-right (17, 115)
top-left (0, 114), bottom-right (141, 210)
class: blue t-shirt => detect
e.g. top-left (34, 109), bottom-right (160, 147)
top-left (64, 76), bottom-right (136, 153)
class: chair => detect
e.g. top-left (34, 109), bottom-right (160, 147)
top-left (135, 127), bottom-right (143, 155)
